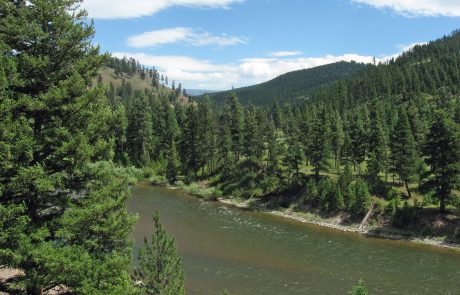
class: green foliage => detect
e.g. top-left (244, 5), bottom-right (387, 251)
top-left (422, 110), bottom-right (460, 213)
top-left (317, 179), bottom-right (345, 213)
top-left (127, 93), bottom-right (155, 167)
top-left (166, 139), bottom-right (179, 183)
top-left (0, 1), bottom-right (137, 292)
top-left (349, 180), bottom-right (372, 217)
top-left (308, 108), bottom-right (331, 178)
top-left (349, 279), bottom-right (369, 295)
top-left (224, 92), bottom-right (244, 161)
top-left (385, 189), bottom-right (402, 216)
top-left (205, 61), bottom-right (367, 106)
top-left (133, 212), bottom-right (185, 295)
top-left (390, 108), bottom-right (422, 198)
top-left (392, 201), bottom-right (420, 228)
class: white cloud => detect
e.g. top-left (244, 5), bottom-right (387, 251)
top-left (383, 42), bottom-right (427, 60)
top-left (113, 43), bottom-right (417, 90)
top-left (269, 51), bottom-right (303, 57)
top-left (113, 52), bottom-right (378, 90)
top-left (81, 0), bottom-right (243, 19)
top-left (352, 0), bottom-right (460, 17)
top-left (127, 27), bottom-right (247, 48)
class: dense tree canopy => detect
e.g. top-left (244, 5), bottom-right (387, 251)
top-left (0, 1), bottom-right (137, 293)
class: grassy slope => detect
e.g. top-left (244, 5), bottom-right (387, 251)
top-left (98, 67), bottom-right (189, 104)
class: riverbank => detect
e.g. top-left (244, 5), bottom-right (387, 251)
top-left (217, 197), bottom-right (460, 250)
top-left (148, 181), bottom-right (460, 251)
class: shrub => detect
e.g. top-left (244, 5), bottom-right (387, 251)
top-left (392, 201), bottom-right (419, 228)
top-left (349, 180), bottom-right (372, 217)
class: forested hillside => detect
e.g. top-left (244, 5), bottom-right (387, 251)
top-left (106, 29), bottom-right (460, 243)
top-left (1, 0), bottom-right (460, 293)
top-left (203, 61), bottom-right (367, 105)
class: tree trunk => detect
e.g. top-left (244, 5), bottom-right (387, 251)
top-left (440, 197), bottom-right (446, 214)
top-left (404, 180), bottom-right (411, 199)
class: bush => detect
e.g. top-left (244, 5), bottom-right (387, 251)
top-left (348, 180), bottom-right (372, 217)
top-left (385, 189), bottom-right (402, 216)
top-left (392, 201), bottom-right (420, 228)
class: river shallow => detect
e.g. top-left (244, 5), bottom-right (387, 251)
top-left (127, 183), bottom-right (460, 295)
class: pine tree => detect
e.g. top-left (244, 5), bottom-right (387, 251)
top-left (271, 101), bottom-right (283, 130)
top-left (422, 110), bottom-right (460, 213)
top-left (112, 104), bottom-right (129, 165)
top-left (349, 112), bottom-right (368, 172)
top-left (266, 120), bottom-right (282, 174)
top-left (368, 110), bottom-right (389, 179)
top-left (331, 110), bottom-right (345, 169)
top-left (283, 119), bottom-right (303, 183)
top-left (133, 212), bottom-right (185, 295)
top-left (182, 105), bottom-right (200, 180)
top-left (127, 93), bottom-right (154, 167)
top-left (197, 96), bottom-right (215, 175)
top-left (243, 106), bottom-right (261, 160)
top-left (0, 1), bottom-right (136, 293)
top-left (390, 108), bottom-right (421, 198)
top-left (349, 180), bottom-right (372, 216)
top-left (166, 139), bottom-right (179, 183)
top-left (225, 92), bottom-right (244, 161)
top-left (308, 108), bottom-right (330, 179)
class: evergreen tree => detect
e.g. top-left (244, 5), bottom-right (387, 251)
top-left (308, 108), bottom-right (330, 179)
top-left (243, 106), bottom-right (261, 160)
top-left (133, 212), bottom-right (185, 295)
top-left (224, 92), bottom-right (244, 161)
top-left (349, 112), bottom-right (368, 172)
top-left (390, 108), bottom-right (421, 198)
top-left (331, 110), bottom-right (345, 169)
top-left (422, 110), bottom-right (460, 213)
top-left (127, 93), bottom-right (154, 167)
top-left (166, 139), bottom-right (179, 183)
top-left (368, 110), bottom-right (389, 179)
top-left (283, 119), bottom-right (303, 182)
top-left (0, 1), bottom-right (136, 293)
top-left (197, 96), bottom-right (215, 175)
top-left (112, 104), bottom-right (129, 165)
top-left (266, 120), bottom-right (282, 174)
top-left (182, 105), bottom-right (200, 180)
top-left (349, 180), bottom-right (372, 216)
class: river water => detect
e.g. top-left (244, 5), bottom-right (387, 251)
top-left (127, 183), bottom-right (460, 295)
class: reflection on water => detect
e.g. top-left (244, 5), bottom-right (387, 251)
top-left (128, 183), bottom-right (460, 295)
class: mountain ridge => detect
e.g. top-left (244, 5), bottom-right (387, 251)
top-left (201, 61), bottom-right (368, 105)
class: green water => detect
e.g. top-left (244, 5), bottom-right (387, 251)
top-left (128, 183), bottom-right (460, 295)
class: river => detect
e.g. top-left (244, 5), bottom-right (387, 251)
top-left (127, 183), bottom-right (460, 295)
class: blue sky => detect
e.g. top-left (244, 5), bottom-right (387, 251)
top-left (82, 0), bottom-right (460, 90)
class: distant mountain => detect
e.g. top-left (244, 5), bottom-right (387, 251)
top-left (203, 61), bottom-right (368, 106)
top-left (186, 89), bottom-right (220, 96)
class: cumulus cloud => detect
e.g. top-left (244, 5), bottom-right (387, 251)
top-left (81, 0), bottom-right (243, 19)
top-left (352, 0), bottom-right (460, 17)
top-left (127, 27), bottom-right (247, 48)
top-left (113, 40), bottom-right (422, 90)
top-left (269, 51), bottom-right (303, 57)
top-left (113, 52), bottom-right (379, 90)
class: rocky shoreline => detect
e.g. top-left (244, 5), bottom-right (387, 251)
top-left (145, 181), bottom-right (460, 251)
top-left (217, 197), bottom-right (460, 251)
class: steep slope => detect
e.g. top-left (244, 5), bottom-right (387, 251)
top-left (98, 67), bottom-right (158, 92)
top-left (309, 29), bottom-right (460, 109)
top-left (203, 61), bottom-right (368, 105)
top-left (97, 67), bottom-right (189, 104)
